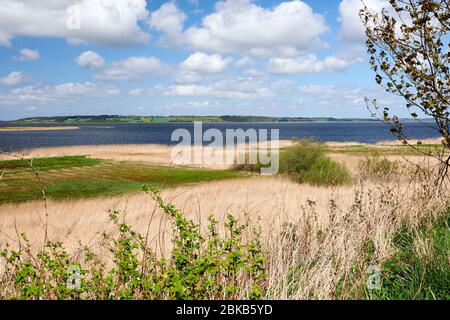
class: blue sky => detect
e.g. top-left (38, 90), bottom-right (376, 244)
top-left (0, 0), bottom-right (404, 120)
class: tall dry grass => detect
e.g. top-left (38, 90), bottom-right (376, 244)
top-left (0, 166), bottom-right (448, 298)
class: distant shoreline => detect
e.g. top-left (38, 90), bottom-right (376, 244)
top-left (3, 115), bottom-right (435, 125)
top-left (0, 126), bottom-right (80, 132)
top-left (5, 115), bottom-right (382, 124)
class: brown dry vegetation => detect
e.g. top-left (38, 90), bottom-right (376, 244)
top-left (2, 139), bottom-right (443, 172)
top-left (0, 142), bottom-right (292, 169)
top-left (0, 141), bottom-right (448, 299)
top-left (0, 169), bottom-right (448, 298)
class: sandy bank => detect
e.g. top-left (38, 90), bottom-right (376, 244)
top-left (0, 126), bottom-right (79, 132)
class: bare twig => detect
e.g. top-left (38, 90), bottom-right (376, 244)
top-left (0, 150), bottom-right (49, 245)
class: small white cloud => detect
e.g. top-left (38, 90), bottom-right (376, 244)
top-left (0, 71), bottom-right (26, 86)
top-left (234, 57), bottom-right (255, 68)
top-left (174, 70), bottom-right (203, 84)
top-left (95, 56), bottom-right (167, 80)
top-left (268, 54), bottom-right (360, 74)
top-left (76, 51), bottom-right (105, 69)
top-left (14, 48), bottom-right (40, 61)
top-left (213, 77), bottom-right (269, 93)
top-left (181, 52), bottom-right (232, 74)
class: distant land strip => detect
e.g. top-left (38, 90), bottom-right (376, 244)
top-left (4, 115), bottom-right (435, 124)
top-left (7, 115), bottom-right (382, 124)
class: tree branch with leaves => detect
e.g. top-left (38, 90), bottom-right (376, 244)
top-left (360, 0), bottom-right (449, 181)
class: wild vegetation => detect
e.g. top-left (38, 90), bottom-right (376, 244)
top-left (358, 156), bottom-right (402, 182)
top-left (0, 139), bottom-right (448, 300)
top-left (0, 0), bottom-right (448, 301)
top-left (371, 211), bottom-right (450, 300)
top-left (279, 140), bottom-right (352, 186)
top-left (234, 139), bottom-right (352, 186)
top-left (0, 187), bottom-right (265, 299)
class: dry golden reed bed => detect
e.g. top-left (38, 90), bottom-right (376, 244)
top-left (0, 173), bottom-right (447, 298)
top-left (0, 139), bottom-right (441, 171)
top-left (0, 141), bottom-right (448, 299)
top-left (0, 141), bottom-right (293, 169)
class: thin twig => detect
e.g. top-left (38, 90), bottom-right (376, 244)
top-left (0, 150), bottom-right (49, 246)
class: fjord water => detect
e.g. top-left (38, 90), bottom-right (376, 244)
top-left (0, 122), bottom-right (441, 152)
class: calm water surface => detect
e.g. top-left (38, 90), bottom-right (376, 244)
top-left (0, 122), bottom-right (441, 152)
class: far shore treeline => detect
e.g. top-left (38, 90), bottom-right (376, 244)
top-left (8, 115), bottom-right (383, 124)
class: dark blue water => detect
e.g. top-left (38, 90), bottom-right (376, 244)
top-left (0, 121), bottom-right (440, 152)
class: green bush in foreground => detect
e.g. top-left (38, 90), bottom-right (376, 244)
top-left (280, 140), bottom-right (352, 186)
top-left (0, 187), bottom-right (266, 300)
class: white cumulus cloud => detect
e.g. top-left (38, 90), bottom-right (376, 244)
top-left (0, 0), bottom-right (150, 47)
top-left (95, 56), bottom-right (167, 80)
top-left (234, 57), bottom-right (255, 68)
top-left (184, 0), bottom-right (329, 54)
top-left (181, 52), bottom-right (233, 74)
top-left (76, 51), bottom-right (105, 69)
top-left (14, 48), bottom-right (40, 61)
top-left (0, 82), bottom-right (119, 104)
top-left (268, 54), bottom-right (361, 74)
top-left (174, 70), bottom-right (203, 84)
top-left (148, 2), bottom-right (186, 46)
top-left (0, 71), bottom-right (26, 86)
top-left (130, 77), bottom-right (273, 99)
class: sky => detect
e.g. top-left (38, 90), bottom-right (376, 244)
top-left (0, 0), bottom-right (406, 120)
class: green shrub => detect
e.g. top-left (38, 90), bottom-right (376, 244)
top-left (0, 187), bottom-right (267, 300)
top-left (358, 156), bottom-right (401, 181)
top-left (233, 140), bottom-right (352, 186)
top-left (280, 140), bottom-right (351, 186)
top-left (280, 140), bottom-right (324, 175)
top-left (296, 156), bottom-right (352, 186)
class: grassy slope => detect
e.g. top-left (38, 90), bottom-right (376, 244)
top-left (0, 156), bottom-right (246, 202)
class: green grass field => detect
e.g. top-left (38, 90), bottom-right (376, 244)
top-left (0, 156), bottom-right (246, 203)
